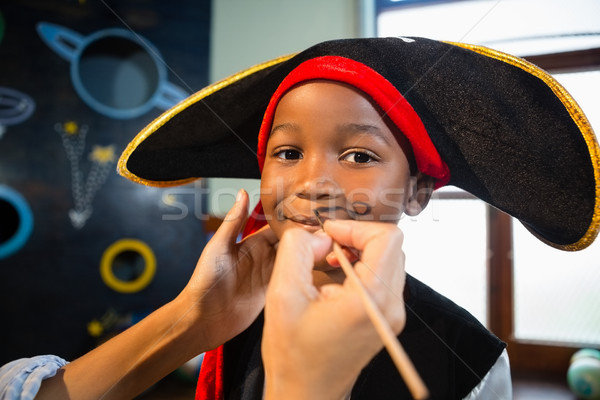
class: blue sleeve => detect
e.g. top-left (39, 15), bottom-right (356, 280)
top-left (0, 355), bottom-right (68, 400)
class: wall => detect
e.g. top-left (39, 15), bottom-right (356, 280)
top-left (0, 0), bottom-right (211, 364)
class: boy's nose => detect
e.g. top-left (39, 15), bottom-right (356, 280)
top-left (296, 157), bottom-right (343, 200)
top-left (297, 177), bottom-right (342, 200)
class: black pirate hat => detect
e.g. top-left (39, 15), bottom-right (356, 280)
top-left (118, 37), bottom-right (600, 251)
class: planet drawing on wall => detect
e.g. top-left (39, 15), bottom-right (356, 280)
top-left (37, 22), bottom-right (188, 119)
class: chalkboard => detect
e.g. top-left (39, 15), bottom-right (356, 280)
top-left (0, 0), bottom-right (211, 364)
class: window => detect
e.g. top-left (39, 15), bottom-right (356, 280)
top-left (399, 189), bottom-right (487, 325)
top-left (513, 222), bottom-right (600, 346)
top-left (378, 0), bottom-right (600, 375)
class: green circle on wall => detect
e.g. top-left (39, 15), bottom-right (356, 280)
top-left (0, 10), bottom-right (4, 45)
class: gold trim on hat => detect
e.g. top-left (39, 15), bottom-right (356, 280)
top-left (117, 53), bottom-right (296, 188)
top-left (447, 41), bottom-right (600, 251)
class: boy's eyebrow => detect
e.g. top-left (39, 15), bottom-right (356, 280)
top-left (270, 122), bottom-right (300, 137)
top-left (337, 123), bottom-right (392, 145)
top-left (270, 122), bottom-right (392, 145)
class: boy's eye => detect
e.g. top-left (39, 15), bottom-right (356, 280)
top-left (342, 151), bottom-right (376, 164)
top-left (276, 149), bottom-right (302, 160)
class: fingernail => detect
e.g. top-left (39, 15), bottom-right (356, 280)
top-left (314, 230), bottom-right (329, 238)
top-left (236, 189), bottom-right (244, 203)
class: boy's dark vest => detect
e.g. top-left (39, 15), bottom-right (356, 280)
top-left (204, 274), bottom-right (505, 400)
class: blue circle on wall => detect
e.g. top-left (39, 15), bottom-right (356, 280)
top-left (0, 185), bottom-right (34, 259)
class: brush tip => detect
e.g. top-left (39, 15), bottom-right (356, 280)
top-left (313, 209), bottom-right (326, 229)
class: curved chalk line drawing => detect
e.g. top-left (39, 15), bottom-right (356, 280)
top-left (55, 121), bottom-right (116, 229)
top-left (0, 87), bottom-right (36, 139)
top-left (37, 22), bottom-right (188, 119)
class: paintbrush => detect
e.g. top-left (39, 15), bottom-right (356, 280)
top-left (313, 210), bottom-right (429, 400)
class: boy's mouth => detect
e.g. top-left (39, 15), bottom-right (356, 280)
top-left (280, 205), bottom-right (341, 226)
top-left (286, 215), bottom-right (322, 227)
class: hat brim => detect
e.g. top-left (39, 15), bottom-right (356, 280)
top-left (118, 37), bottom-right (600, 251)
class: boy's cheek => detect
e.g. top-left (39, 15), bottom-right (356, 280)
top-left (373, 196), bottom-right (407, 223)
top-left (260, 169), bottom-right (290, 202)
top-left (345, 185), bottom-right (408, 222)
top-left (261, 203), bottom-right (287, 239)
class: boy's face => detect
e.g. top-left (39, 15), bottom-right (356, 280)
top-left (260, 80), bottom-right (418, 242)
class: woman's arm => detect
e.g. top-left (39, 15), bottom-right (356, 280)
top-left (35, 190), bottom-right (278, 400)
top-left (36, 295), bottom-right (205, 399)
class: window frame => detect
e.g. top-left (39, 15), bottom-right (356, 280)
top-left (487, 46), bottom-right (600, 377)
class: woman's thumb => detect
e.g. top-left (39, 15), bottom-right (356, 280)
top-left (213, 189), bottom-right (249, 244)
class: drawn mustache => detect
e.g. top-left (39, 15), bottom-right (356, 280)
top-left (314, 201), bottom-right (372, 220)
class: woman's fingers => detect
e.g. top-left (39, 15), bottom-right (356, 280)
top-left (268, 229), bottom-right (331, 306)
top-left (323, 219), bottom-right (407, 330)
top-left (212, 189), bottom-right (250, 245)
top-left (324, 220), bottom-right (405, 278)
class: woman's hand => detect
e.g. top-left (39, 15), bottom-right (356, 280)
top-left (262, 219), bottom-right (407, 400)
top-left (37, 190), bottom-right (278, 400)
top-left (178, 189), bottom-right (279, 352)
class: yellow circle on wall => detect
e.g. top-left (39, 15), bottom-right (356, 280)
top-left (100, 239), bottom-right (156, 293)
